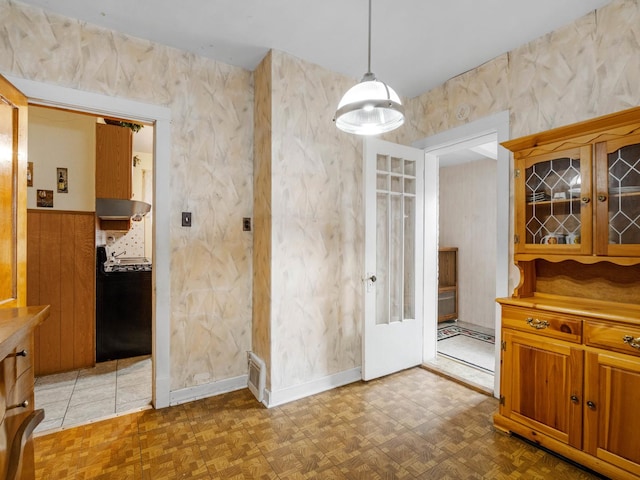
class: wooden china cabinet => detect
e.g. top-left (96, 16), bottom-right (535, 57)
top-left (495, 106), bottom-right (640, 480)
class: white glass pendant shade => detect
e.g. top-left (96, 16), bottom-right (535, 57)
top-left (334, 74), bottom-right (404, 135)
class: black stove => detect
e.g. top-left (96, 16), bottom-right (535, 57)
top-left (103, 261), bottom-right (152, 273)
top-left (96, 246), bottom-right (152, 362)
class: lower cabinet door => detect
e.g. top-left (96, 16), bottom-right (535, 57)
top-left (501, 330), bottom-right (583, 448)
top-left (584, 351), bottom-right (640, 475)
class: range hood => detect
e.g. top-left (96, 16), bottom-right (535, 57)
top-left (96, 198), bottom-right (151, 221)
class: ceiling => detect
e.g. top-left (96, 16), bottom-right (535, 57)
top-left (16, 0), bottom-right (611, 99)
top-left (439, 140), bottom-right (498, 167)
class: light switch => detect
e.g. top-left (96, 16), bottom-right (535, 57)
top-left (182, 212), bottom-right (192, 227)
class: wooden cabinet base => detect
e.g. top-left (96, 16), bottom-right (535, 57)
top-left (0, 306), bottom-right (49, 480)
top-left (494, 414), bottom-right (638, 480)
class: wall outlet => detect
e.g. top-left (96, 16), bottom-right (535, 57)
top-left (243, 217), bottom-right (251, 231)
top-left (182, 212), bottom-right (192, 227)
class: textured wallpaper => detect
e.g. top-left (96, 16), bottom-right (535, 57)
top-left (439, 160), bottom-right (497, 330)
top-left (404, 0), bottom-right (640, 142)
top-left (3, 0), bottom-right (640, 396)
top-left (405, 0), bottom-right (640, 293)
top-left (263, 51), bottom-right (362, 391)
top-left (1, 0), bottom-right (254, 391)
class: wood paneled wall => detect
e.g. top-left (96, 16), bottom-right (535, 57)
top-left (27, 210), bottom-right (95, 375)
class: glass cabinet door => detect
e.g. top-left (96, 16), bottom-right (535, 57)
top-left (595, 134), bottom-right (640, 256)
top-left (515, 146), bottom-right (592, 254)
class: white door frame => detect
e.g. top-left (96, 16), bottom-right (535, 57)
top-left (413, 111), bottom-right (510, 397)
top-left (5, 74), bottom-right (172, 408)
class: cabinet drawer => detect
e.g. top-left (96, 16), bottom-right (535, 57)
top-left (3, 367), bottom-right (34, 448)
top-left (501, 306), bottom-right (582, 343)
top-left (585, 321), bottom-right (640, 358)
top-left (9, 368), bottom-right (34, 409)
top-left (2, 334), bottom-right (32, 384)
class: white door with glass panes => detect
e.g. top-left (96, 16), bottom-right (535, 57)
top-left (363, 138), bottom-right (426, 381)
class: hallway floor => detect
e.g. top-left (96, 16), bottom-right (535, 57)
top-left (424, 320), bottom-right (496, 394)
top-left (33, 367), bottom-right (603, 479)
top-left (34, 355), bottom-right (152, 434)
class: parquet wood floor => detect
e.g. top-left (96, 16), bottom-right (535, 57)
top-left (34, 367), bottom-right (603, 479)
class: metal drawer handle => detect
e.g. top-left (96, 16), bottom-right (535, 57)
top-left (623, 335), bottom-right (640, 350)
top-left (526, 317), bottom-right (549, 330)
top-left (6, 349), bottom-right (27, 359)
top-left (8, 400), bottom-right (29, 410)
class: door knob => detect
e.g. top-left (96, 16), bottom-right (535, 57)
top-left (363, 273), bottom-right (377, 292)
top-left (587, 400), bottom-right (596, 410)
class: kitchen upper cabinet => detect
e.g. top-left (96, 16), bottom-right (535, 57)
top-left (95, 123), bottom-right (133, 200)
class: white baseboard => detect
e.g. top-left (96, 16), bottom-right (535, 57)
top-left (264, 367), bottom-right (362, 408)
top-left (169, 374), bottom-right (248, 406)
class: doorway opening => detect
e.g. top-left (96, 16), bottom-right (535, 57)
top-left (431, 134), bottom-right (498, 393)
top-left (27, 106), bottom-right (155, 432)
top-left (6, 73), bottom-right (172, 420)
top-left (413, 111), bottom-right (510, 397)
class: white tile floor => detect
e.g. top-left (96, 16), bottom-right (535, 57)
top-left (34, 355), bottom-right (152, 435)
top-left (423, 320), bottom-right (496, 394)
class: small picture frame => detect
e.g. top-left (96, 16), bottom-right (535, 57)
top-left (27, 162), bottom-right (33, 187)
top-left (37, 189), bottom-right (54, 208)
top-left (57, 167), bottom-right (68, 193)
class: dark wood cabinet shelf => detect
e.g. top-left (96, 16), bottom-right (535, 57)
top-left (438, 248), bottom-right (457, 323)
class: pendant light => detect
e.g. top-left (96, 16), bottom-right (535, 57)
top-left (334, 0), bottom-right (404, 135)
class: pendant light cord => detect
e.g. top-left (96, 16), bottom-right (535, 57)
top-left (367, 0), bottom-right (372, 75)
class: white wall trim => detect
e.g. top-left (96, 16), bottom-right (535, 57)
top-left (264, 367), bottom-right (362, 408)
top-left (4, 73), bottom-right (173, 408)
top-left (170, 375), bottom-right (248, 406)
top-left (412, 110), bottom-right (510, 398)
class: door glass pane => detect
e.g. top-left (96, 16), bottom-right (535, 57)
top-left (375, 157), bottom-right (417, 325)
top-left (391, 157), bottom-right (403, 174)
top-left (524, 156), bottom-right (582, 245)
top-left (404, 196), bottom-right (415, 320)
top-left (608, 142), bottom-right (640, 245)
top-left (376, 191), bottom-right (389, 325)
top-left (376, 173), bottom-right (388, 190)
top-left (390, 195), bottom-right (403, 323)
top-left (391, 175), bottom-right (402, 193)
top-left (377, 154), bottom-right (388, 172)
top-left (404, 159), bottom-right (416, 176)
